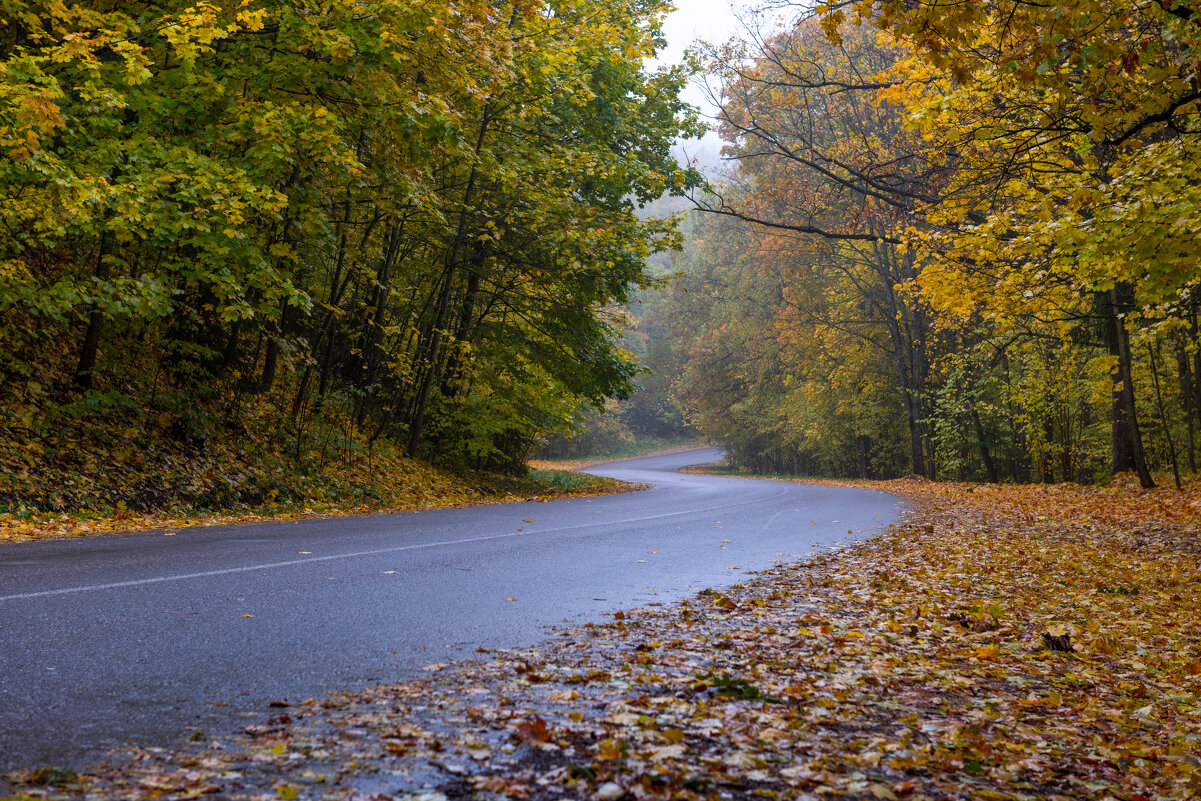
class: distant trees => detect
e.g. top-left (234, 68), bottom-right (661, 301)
top-left (0, 0), bottom-right (702, 477)
top-left (668, 4), bottom-right (1201, 483)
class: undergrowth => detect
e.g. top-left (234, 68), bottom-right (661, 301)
top-left (0, 389), bottom-right (635, 544)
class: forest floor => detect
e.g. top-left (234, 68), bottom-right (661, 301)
top-left (4, 475), bottom-right (1199, 801)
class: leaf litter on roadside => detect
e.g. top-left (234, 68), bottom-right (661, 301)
top-left (3, 478), bottom-right (1198, 800)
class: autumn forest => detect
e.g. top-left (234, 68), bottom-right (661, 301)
top-left (0, 0), bottom-right (706, 515)
top-left (4, 2), bottom-right (1201, 799)
top-left (3, 0), bottom-right (1201, 521)
top-left (641, 0), bottom-right (1201, 488)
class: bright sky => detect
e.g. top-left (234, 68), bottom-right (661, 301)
top-left (653, 0), bottom-right (749, 116)
top-left (656, 0), bottom-right (745, 64)
top-left (648, 0), bottom-right (758, 162)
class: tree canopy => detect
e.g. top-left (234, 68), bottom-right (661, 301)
top-left (0, 0), bottom-right (703, 506)
top-left (660, 1), bottom-right (1201, 485)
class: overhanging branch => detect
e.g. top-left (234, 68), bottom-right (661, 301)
top-left (692, 196), bottom-right (904, 244)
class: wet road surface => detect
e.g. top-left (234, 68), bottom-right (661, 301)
top-left (0, 448), bottom-right (902, 769)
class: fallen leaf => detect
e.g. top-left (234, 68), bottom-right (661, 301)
top-left (973, 644), bottom-right (999, 660)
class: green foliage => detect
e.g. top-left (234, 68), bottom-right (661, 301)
top-left (535, 276), bottom-right (701, 460)
top-left (524, 469), bottom-right (606, 492)
top-left (0, 0), bottom-right (703, 500)
top-left (704, 674), bottom-right (784, 704)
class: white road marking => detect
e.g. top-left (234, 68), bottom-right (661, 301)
top-left (0, 486), bottom-right (789, 603)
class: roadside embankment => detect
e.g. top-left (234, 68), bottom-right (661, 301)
top-left (0, 456), bottom-right (638, 545)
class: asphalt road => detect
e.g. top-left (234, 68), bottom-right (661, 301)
top-left (0, 448), bottom-right (903, 771)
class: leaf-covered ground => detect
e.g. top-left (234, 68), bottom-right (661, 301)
top-left (4, 477), bottom-right (1198, 801)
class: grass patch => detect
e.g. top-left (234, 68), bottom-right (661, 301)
top-left (523, 469), bottom-right (619, 493)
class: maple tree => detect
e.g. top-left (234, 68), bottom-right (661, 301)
top-left (844, 0), bottom-right (1201, 487)
top-left (0, 0), bottom-right (701, 515)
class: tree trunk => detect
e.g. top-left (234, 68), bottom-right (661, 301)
top-left (356, 220), bottom-right (404, 426)
top-left (856, 434), bottom-right (871, 478)
top-left (904, 390), bottom-right (926, 477)
top-left (1109, 286), bottom-right (1154, 487)
top-left (969, 405), bottom-right (999, 483)
top-left (293, 201), bottom-right (356, 417)
top-left (261, 301), bottom-right (289, 391)
top-left (1175, 339), bottom-right (1196, 473)
top-left (440, 261), bottom-right (481, 398)
top-left (1149, 342), bottom-right (1181, 488)
top-left (406, 104), bottom-right (493, 456)
top-left (74, 232), bottom-right (111, 389)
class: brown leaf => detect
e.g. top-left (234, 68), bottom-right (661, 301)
top-left (515, 714), bottom-right (551, 743)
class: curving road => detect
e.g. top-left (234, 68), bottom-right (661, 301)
top-left (0, 448), bottom-right (902, 771)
